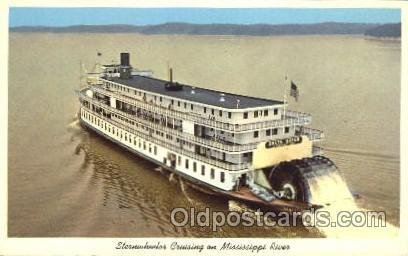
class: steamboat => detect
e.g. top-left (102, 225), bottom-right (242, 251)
top-left (78, 53), bottom-right (353, 211)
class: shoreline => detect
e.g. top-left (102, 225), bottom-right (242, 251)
top-left (9, 31), bottom-right (401, 42)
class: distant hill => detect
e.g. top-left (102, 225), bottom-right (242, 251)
top-left (364, 23), bottom-right (401, 38)
top-left (9, 22), bottom-right (400, 37)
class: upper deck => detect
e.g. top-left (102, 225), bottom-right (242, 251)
top-left (105, 75), bottom-right (283, 110)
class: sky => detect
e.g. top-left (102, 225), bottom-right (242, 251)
top-left (9, 8), bottom-right (401, 27)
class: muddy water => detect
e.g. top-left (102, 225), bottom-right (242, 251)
top-left (8, 33), bottom-right (400, 237)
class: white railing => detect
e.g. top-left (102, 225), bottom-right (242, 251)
top-left (90, 85), bottom-right (312, 132)
top-left (80, 104), bottom-right (250, 171)
top-left (82, 92), bottom-right (323, 153)
top-left (301, 127), bottom-right (325, 141)
top-left (80, 93), bottom-right (258, 153)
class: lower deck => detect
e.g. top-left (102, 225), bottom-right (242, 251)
top-left (79, 107), bottom-right (249, 191)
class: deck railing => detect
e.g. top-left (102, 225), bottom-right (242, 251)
top-left (81, 92), bottom-right (322, 152)
top-left (80, 92), bottom-right (258, 153)
top-left (80, 103), bottom-right (250, 171)
top-left (300, 127), bottom-right (325, 141)
top-left (90, 85), bottom-right (312, 132)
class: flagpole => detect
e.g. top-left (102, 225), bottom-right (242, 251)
top-left (283, 75), bottom-right (288, 119)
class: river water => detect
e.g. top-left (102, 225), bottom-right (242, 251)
top-left (8, 33), bottom-right (400, 237)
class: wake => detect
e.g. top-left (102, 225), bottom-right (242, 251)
top-left (305, 170), bottom-right (399, 238)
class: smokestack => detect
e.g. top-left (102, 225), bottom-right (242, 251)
top-left (119, 53), bottom-right (131, 79)
top-left (120, 52), bottom-right (130, 66)
top-left (169, 68), bottom-right (173, 83)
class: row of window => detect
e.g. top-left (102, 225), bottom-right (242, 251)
top-left (111, 113), bottom-right (195, 148)
top-left (182, 157), bottom-right (225, 183)
top-left (83, 109), bottom-right (226, 184)
top-left (83, 110), bottom-right (159, 155)
top-left (244, 108), bottom-right (278, 119)
top-left (104, 81), bottom-right (278, 121)
top-left (254, 127), bottom-right (290, 138)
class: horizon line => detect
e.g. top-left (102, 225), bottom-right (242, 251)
top-left (9, 21), bottom-right (401, 28)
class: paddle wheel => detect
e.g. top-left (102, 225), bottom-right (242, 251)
top-left (263, 156), bottom-right (353, 206)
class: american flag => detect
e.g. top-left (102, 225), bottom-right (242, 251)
top-left (290, 81), bottom-right (299, 101)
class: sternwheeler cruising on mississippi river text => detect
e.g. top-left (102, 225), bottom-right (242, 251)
top-left (77, 53), bottom-right (353, 212)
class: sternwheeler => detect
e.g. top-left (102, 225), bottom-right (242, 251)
top-left (78, 53), bottom-right (353, 211)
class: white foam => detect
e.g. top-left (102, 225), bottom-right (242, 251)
top-left (305, 170), bottom-right (398, 238)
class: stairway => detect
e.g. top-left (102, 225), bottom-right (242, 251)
top-left (249, 183), bottom-right (276, 202)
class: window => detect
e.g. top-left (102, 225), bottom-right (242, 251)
top-left (272, 128), bottom-right (278, 135)
top-left (264, 110), bottom-right (268, 116)
top-left (274, 108), bottom-right (278, 115)
top-left (178, 101), bottom-right (180, 107)
top-left (285, 127), bottom-right (290, 133)
top-left (154, 146), bottom-right (157, 155)
top-left (211, 169), bottom-right (215, 179)
top-left (211, 109), bottom-right (214, 115)
top-left (171, 99), bottom-right (174, 105)
top-left (193, 162), bottom-right (197, 172)
top-left (254, 111), bottom-right (259, 118)
top-left (266, 129), bottom-right (271, 136)
top-left (185, 159), bottom-right (189, 169)
top-left (219, 110), bottom-right (222, 117)
top-left (184, 102), bottom-right (187, 108)
top-left (243, 112), bottom-right (248, 119)
top-left (159, 96), bottom-right (162, 102)
top-left (254, 131), bottom-right (259, 138)
top-left (178, 156), bottom-right (181, 166)
top-left (220, 172), bottom-right (225, 183)
top-left (228, 112), bottom-right (232, 119)
top-left (201, 165), bottom-right (205, 175)
top-left (204, 107), bottom-right (207, 113)
top-left (191, 104), bottom-right (194, 110)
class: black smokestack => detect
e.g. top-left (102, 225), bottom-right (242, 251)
top-left (169, 68), bottom-right (173, 83)
top-left (120, 53), bottom-right (130, 66)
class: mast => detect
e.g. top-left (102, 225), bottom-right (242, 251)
top-left (283, 75), bottom-right (288, 119)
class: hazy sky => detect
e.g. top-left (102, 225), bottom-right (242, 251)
top-left (9, 8), bottom-right (401, 27)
